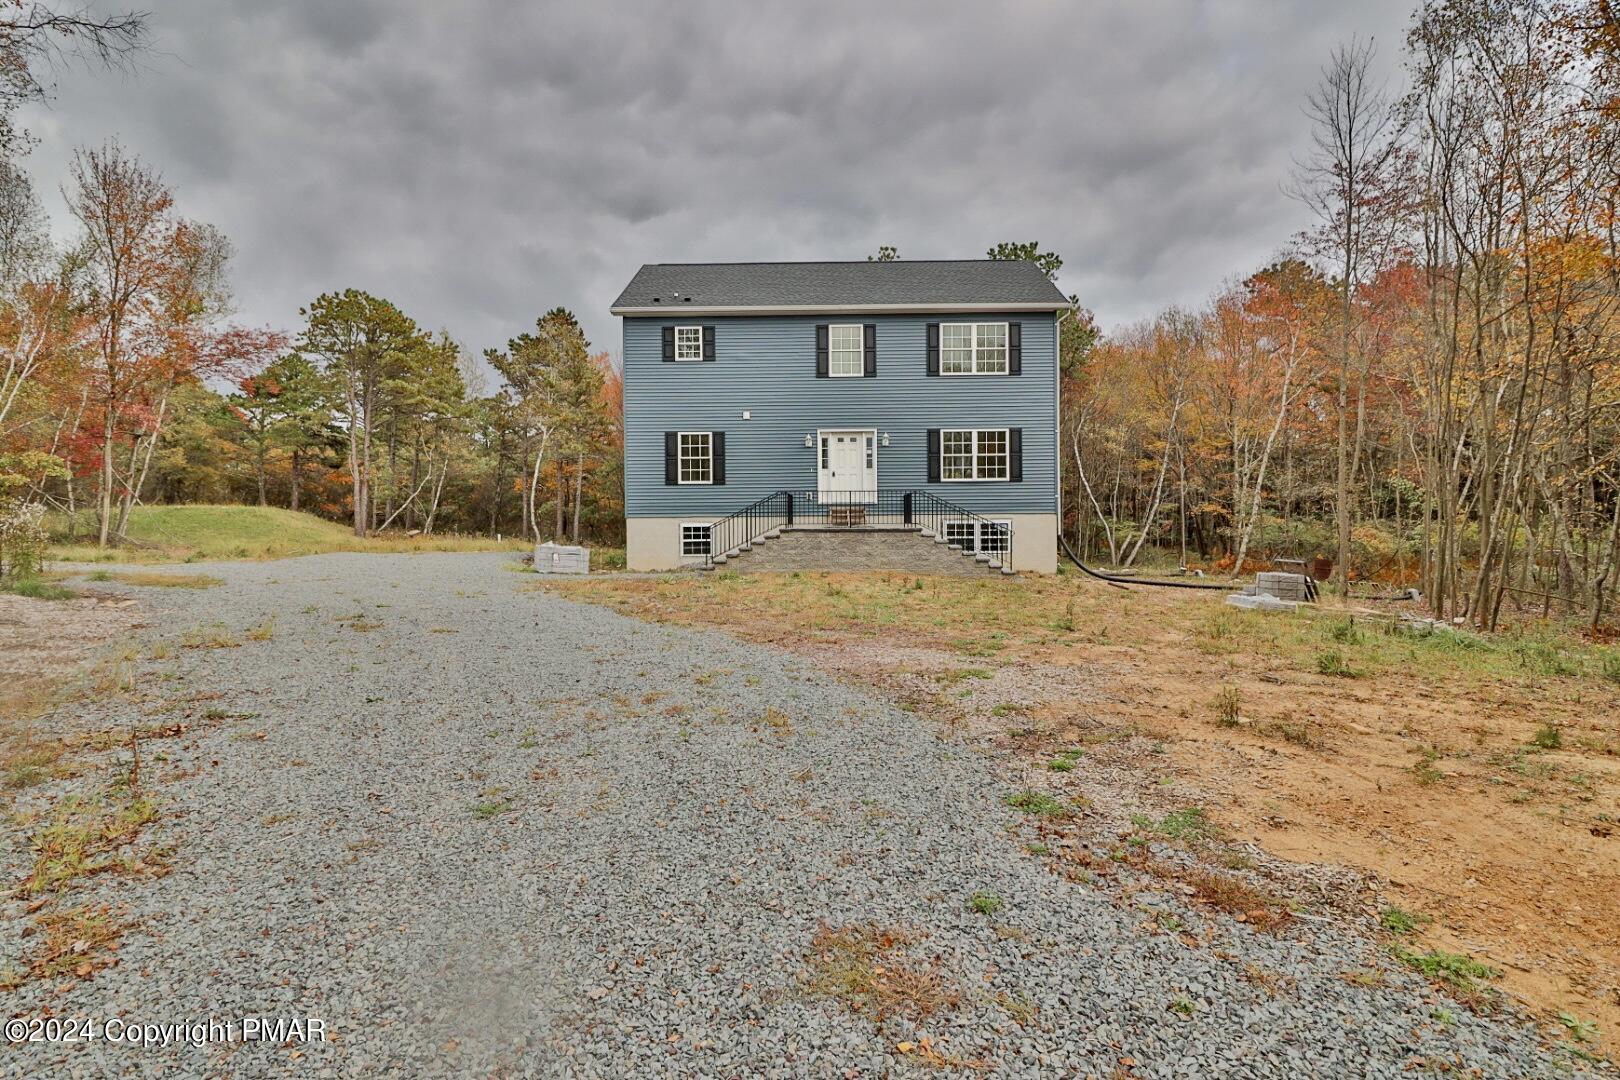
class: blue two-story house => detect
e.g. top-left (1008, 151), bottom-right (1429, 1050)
top-left (611, 260), bottom-right (1068, 574)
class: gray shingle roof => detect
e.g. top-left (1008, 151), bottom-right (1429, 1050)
top-left (610, 260), bottom-right (1071, 314)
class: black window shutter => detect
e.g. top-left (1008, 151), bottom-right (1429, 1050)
top-left (927, 428), bottom-right (941, 483)
top-left (662, 326), bottom-right (675, 362)
top-left (1008, 322), bottom-right (1022, 375)
top-left (711, 431), bottom-right (726, 485)
top-left (702, 325), bottom-right (716, 361)
top-left (1009, 428), bottom-right (1023, 482)
top-left (863, 323), bottom-right (877, 377)
top-left (664, 432), bottom-right (678, 484)
top-left (815, 324), bottom-right (829, 378)
top-left (926, 323), bottom-right (940, 376)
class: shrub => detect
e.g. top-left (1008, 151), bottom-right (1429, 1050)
top-left (1528, 722), bottom-right (1562, 751)
top-left (1315, 650), bottom-right (1356, 677)
top-left (0, 499), bottom-right (48, 580)
top-left (1326, 618), bottom-right (1363, 645)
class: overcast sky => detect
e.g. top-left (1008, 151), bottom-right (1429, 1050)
top-left (20, 0), bottom-right (1413, 367)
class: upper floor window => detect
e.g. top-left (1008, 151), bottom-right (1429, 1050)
top-left (941, 428), bottom-right (1009, 480)
top-left (674, 326), bottom-right (704, 361)
top-left (828, 324), bottom-right (863, 377)
top-left (678, 431), bottom-right (712, 483)
top-left (941, 322), bottom-right (1008, 375)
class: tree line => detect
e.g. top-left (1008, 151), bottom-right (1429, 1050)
top-left (1063, 0), bottom-right (1620, 631)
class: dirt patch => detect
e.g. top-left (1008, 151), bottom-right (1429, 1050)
top-left (552, 572), bottom-right (1620, 1051)
top-left (0, 593), bottom-right (142, 719)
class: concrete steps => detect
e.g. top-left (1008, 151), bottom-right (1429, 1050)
top-left (709, 525), bottom-right (1014, 577)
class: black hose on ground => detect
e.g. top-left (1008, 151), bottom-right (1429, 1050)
top-left (1057, 532), bottom-right (1241, 592)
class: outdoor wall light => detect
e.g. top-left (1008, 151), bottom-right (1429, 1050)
top-left (880, 432), bottom-right (891, 447)
top-left (803, 433), bottom-right (814, 447)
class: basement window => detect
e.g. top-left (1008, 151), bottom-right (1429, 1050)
top-left (945, 520), bottom-right (1011, 554)
top-left (680, 523), bottom-right (711, 557)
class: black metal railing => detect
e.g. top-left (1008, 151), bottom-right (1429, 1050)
top-left (706, 490), bottom-right (793, 568)
top-left (908, 490), bottom-right (1013, 570)
top-left (705, 489), bottom-right (1014, 570)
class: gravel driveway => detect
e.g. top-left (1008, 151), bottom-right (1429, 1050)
top-left (3, 553), bottom-right (1585, 1078)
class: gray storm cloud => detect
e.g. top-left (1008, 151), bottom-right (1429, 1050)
top-left (19, 0), bottom-right (1413, 360)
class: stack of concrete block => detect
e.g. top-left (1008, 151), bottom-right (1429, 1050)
top-left (1255, 572), bottom-right (1312, 602)
top-left (534, 542), bottom-right (590, 574)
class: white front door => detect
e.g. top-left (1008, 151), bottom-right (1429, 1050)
top-left (818, 430), bottom-right (876, 502)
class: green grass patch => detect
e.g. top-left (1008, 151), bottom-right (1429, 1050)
top-left (1046, 754), bottom-right (1079, 772)
top-left (1131, 807), bottom-right (1214, 843)
top-left (1528, 722), bottom-right (1563, 751)
top-left (1379, 905), bottom-right (1428, 935)
top-left (1003, 790), bottom-right (1072, 817)
top-left (0, 576), bottom-right (77, 600)
top-left (48, 504), bottom-right (524, 564)
top-left (1314, 649), bottom-right (1357, 677)
top-left (966, 890), bottom-right (1003, 916)
top-left (1412, 749), bottom-right (1445, 786)
top-left (1390, 945), bottom-right (1499, 994)
top-left (473, 788), bottom-right (514, 819)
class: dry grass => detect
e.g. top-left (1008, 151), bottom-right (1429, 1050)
top-left (180, 623), bottom-right (241, 649)
top-left (1161, 864), bottom-right (1290, 930)
top-left (18, 904), bottom-right (126, 982)
top-left (804, 924), bottom-right (962, 1022)
top-left (551, 571), bottom-right (1620, 689)
top-left (84, 570), bottom-right (221, 589)
top-left (2, 731), bottom-right (71, 792)
top-left (20, 791), bottom-right (162, 896)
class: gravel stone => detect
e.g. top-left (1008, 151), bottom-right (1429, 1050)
top-left (1, 552), bottom-right (1594, 1078)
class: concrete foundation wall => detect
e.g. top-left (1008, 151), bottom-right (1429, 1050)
top-left (626, 513), bottom-right (1057, 574)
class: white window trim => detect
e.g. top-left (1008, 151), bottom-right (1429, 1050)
top-left (679, 522), bottom-right (712, 558)
top-left (944, 519), bottom-right (1011, 553)
top-left (676, 430), bottom-right (713, 485)
top-left (940, 321), bottom-right (1009, 376)
top-left (940, 428), bottom-right (1010, 482)
top-left (674, 325), bottom-right (704, 361)
top-left (827, 323), bottom-right (864, 378)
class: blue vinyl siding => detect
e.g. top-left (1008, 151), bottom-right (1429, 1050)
top-left (622, 313), bottom-right (1058, 517)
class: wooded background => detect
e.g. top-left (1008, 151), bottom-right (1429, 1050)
top-left (1, 0), bottom-right (1617, 631)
